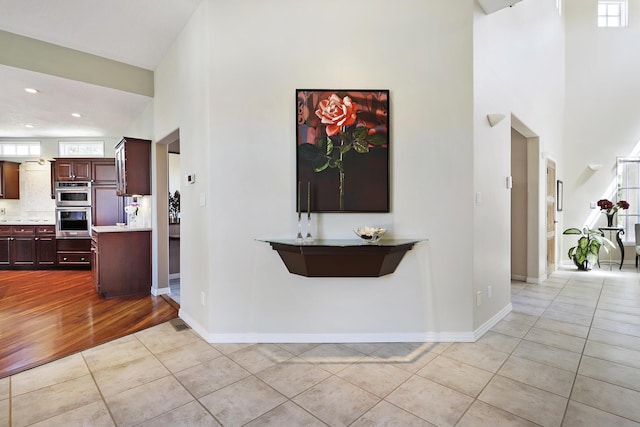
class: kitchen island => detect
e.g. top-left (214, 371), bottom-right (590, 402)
top-left (91, 226), bottom-right (151, 298)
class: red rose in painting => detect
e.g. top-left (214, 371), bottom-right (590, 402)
top-left (314, 94), bottom-right (358, 136)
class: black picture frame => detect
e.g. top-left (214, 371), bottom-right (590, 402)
top-left (557, 180), bottom-right (563, 211)
top-left (296, 89), bottom-right (390, 213)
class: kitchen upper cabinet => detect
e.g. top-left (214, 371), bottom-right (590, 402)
top-left (54, 159), bottom-right (91, 181)
top-left (92, 185), bottom-right (123, 226)
top-left (91, 158), bottom-right (122, 226)
top-left (115, 137), bottom-right (151, 196)
top-left (91, 159), bottom-right (117, 185)
top-left (0, 161), bottom-right (20, 199)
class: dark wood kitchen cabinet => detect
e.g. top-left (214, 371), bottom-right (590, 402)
top-left (91, 159), bottom-right (117, 184)
top-left (90, 158), bottom-right (123, 226)
top-left (0, 225), bottom-right (58, 268)
top-left (35, 225), bottom-right (56, 266)
top-left (92, 186), bottom-right (123, 226)
top-left (91, 228), bottom-right (151, 298)
top-left (0, 161), bottom-right (20, 199)
top-left (0, 226), bottom-right (11, 265)
top-left (0, 226), bottom-right (36, 267)
top-left (57, 238), bottom-right (91, 268)
top-left (54, 159), bottom-right (91, 181)
top-left (115, 137), bottom-right (151, 196)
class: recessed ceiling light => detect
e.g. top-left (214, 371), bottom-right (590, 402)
top-left (71, 113), bottom-right (82, 118)
top-left (24, 88), bottom-right (39, 94)
top-left (24, 124), bottom-right (35, 128)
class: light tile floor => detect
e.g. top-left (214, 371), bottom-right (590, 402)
top-left (3, 266), bottom-right (640, 426)
top-left (169, 277), bottom-right (180, 305)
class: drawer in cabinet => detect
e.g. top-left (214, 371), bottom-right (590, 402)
top-left (11, 226), bottom-right (35, 236)
top-left (36, 225), bottom-right (56, 235)
top-left (0, 226), bottom-right (10, 236)
top-left (57, 238), bottom-right (91, 251)
top-left (58, 252), bottom-right (91, 265)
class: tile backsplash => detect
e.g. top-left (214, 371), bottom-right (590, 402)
top-left (0, 162), bottom-right (55, 219)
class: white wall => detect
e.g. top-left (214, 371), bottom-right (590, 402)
top-left (472, 0), bottom-right (565, 327)
top-left (563, 0), bottom-right (640, 256)
top-left (152, 0), bottom-right (481, 342)
top-left (150, 0), bottom-right (569, 341)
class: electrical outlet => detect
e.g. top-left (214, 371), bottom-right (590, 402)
top-left (201, 291), bottom-right (205, 306)
top-left (487, 286), bottom-right (493, 298)
top-left (476, 291), bottom-right (482, 307)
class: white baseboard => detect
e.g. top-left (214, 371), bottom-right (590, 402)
top-left (473, 303), bottom-right (512, 340)
top-left (169, 273), bottom-right (180, 280)
top-left (177, 308), bottom-right (514, 344)
top-left (151, 286), bottom-right (170, 296)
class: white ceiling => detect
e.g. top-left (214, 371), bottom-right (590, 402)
top-left (0, 0), bottom-right (203, 138)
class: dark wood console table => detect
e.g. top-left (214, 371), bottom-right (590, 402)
top-left (261, 239), bottom-right (422, 277)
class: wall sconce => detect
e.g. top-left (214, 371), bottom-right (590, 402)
top-left (588, 163), bottom-right (603, 171)
top-left (487, 114), bottom-right (506, 127)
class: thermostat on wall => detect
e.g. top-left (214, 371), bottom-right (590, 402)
top-left (185, 173), bottom-right (196, 185)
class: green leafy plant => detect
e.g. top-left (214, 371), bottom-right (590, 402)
top-left (563, 227), bottom-right (612, 270)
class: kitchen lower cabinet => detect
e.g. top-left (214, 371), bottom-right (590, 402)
top-left (12, 236), bottom-right (35, 266)
top-left (35, 225), bottom-right (56, 266)
top-left (0, 228), bottom-right (10, 265)
top-left (91, 228), bottom-right (151, 298)
top-left (0, 225), bottom-right (36, 268)
top-left (57, 238), bottom-right (91, 268)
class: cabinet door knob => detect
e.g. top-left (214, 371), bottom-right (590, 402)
top-left (63, 257), bottom-right (68, 261)
top-left (80, 257), bottom-right (85, 261)
top-left (34, 237), bottom-right (39, 241)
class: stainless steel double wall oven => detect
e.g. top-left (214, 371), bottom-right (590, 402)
top-left (55, 182), bottom-right (92, 238)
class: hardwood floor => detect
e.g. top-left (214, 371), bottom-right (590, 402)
top-left (0, 270), bottom-right (178, 378)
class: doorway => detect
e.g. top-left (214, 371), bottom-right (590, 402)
top-left (168, 141), bottom-right (181, 304)
top-left (511, 115), bottom-right (545, 282)
top-left (546, 159), bottom-right (557, 274)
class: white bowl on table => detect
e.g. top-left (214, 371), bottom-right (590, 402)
top-left (354, 227), bottom-right (387, 243)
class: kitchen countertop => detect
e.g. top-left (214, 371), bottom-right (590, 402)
top-left (0, 218), bottom-right (55, 225)
top-left (92, 225), bottom-right (152, 233)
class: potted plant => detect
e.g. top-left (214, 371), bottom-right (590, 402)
top-left (563, 227), bottom-right (613, 270)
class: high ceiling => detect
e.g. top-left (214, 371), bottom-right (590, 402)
top-left (0, 0), bottom-right (202, 138)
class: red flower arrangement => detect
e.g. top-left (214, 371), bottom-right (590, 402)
top-left (597, 199), bottom-right (629, 215)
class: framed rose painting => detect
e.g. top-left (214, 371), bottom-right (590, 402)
top-left (296, 89), bottom-right (390, 212)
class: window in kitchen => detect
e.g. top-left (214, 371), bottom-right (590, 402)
top-left (598, 0), bottom-right (628, 27)
top-left (58, 141), bottom-right (104, 157)
top-left (0, 141), bottom-right (41, 156)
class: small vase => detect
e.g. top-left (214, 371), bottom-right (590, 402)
top-left (606, 213), bottom-right (614, 227)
